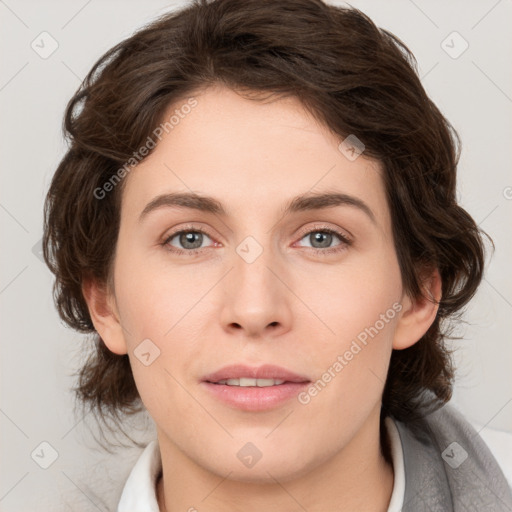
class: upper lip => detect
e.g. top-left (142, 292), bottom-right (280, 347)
top-left (202, 364), bottom-right (310, 383)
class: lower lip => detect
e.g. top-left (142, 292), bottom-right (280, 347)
top-left (201, 381), bottom-right (310, 411)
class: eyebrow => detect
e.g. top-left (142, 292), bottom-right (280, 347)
top-left (138, 191), bottom-right (376, 224)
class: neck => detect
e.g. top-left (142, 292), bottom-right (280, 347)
top-left (156, 411), bottom-right (394, 512)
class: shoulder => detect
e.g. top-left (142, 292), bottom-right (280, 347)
top-left (393, 402), bottom-right (512, 511)
top-left (469, 417), bottom-right (512, 488)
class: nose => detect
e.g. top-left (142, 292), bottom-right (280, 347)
top-left (219, 242), bottom-right (293, 339)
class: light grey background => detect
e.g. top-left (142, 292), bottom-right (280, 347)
top-left (1, 0), bottom-right (511, 510)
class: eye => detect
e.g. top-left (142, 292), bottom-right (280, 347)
top-left (295, 226), bottom-right (352, 255)
top-left (162, 225), bottom-right (352, 257)
top-left (163, 228), bottom-right (216, 254)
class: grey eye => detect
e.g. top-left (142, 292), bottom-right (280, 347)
top-left (166, 231), bottom-right (213, 251)
top-left (308, 231), bottom-right (334, 249)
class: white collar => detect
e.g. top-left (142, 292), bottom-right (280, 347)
top-left (385, 416), bottom-right (406, 512)
top-left (117, 417), bottom-right (405, 511)
top-left (117, 438), bottom-right (162, 511)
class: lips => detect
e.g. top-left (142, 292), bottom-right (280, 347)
top-left (202, 364), bottom-right (310, 384)
top-left (201, 364), bottom-right (311, 411)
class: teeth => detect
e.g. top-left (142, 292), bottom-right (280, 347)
top-left (216, 378), bottom-right (286, 387)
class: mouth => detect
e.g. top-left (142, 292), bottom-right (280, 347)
top-left (201, 364), bottom-right (310, 411)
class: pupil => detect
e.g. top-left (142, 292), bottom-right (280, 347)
top-left (181, 232), bottom-right (202, 249)
top-left (312, 232), bottom-right (331, 248)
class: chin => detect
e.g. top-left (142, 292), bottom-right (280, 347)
top-left (199, 451), bottom-right (318, 484)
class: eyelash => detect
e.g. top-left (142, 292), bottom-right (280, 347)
top-left (162, 224), bottom-right (352, 257)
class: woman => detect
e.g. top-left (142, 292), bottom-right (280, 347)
top-left (43, 0), bottom-right (512, 510)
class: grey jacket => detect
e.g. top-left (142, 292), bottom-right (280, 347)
top-left (395, 404), bottom-right (512, 511)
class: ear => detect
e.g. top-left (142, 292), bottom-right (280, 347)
top-left (82, 277), bottom-right (128, 355)
top-left (393, 268), bottom-right (442, 350)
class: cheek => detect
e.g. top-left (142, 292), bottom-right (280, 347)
top-left (298, 253), bottom-right (402, 396)
top-left (303, 255), bottom-right (402, 343)
top-left (111, 241), bottom-right (205, 410)
top-left (112, 238), bottom-right (199, 341)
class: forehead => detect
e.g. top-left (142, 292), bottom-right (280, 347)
top-left (120, 86), bottom-right (389, 227)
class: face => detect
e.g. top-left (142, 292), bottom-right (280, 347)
top-left (96, 85), bottom-right (420, 482)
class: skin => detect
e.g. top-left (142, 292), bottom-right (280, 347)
top-left (84, 85), bottom-right (441, 512)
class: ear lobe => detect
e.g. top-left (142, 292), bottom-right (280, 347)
top-left (82, 278), bottom-right (128, 355)
top-left (393, 269), bottom-right (442, 350)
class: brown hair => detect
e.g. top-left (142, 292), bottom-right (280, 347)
top-left (43, 0), bottom-right (488, 444)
